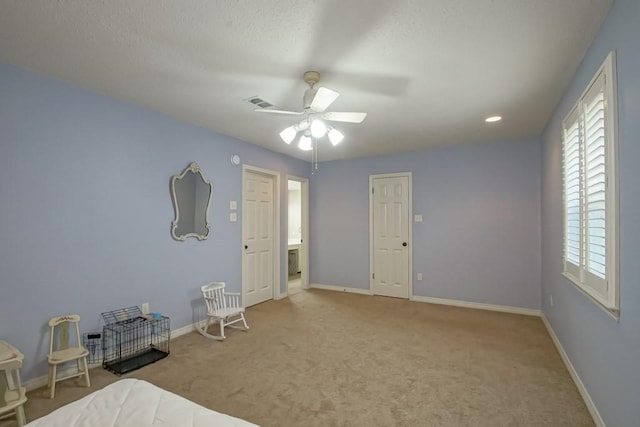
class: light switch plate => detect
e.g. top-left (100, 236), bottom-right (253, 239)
top-left (229, 212), bottom-right (237, 222)
top-left (414, 214), bottom-right (423, 222)
top-left (230, 200), bottom-right (237, 210)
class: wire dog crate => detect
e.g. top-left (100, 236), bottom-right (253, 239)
top-left (101, 306), bottom-right (170, 375)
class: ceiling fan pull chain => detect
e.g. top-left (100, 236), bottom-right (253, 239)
top-left (314, 137), bottom-right (319, 172)
top-left (310, 136), bottom-right (315, 175)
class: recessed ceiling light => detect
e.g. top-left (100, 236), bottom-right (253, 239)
top-left (485, 115), bottom-right (502, 123)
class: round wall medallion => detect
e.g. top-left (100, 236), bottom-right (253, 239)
top-left (230, 154), bottom-right (240, 165)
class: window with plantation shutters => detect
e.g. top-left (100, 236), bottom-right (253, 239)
top-left (562, 51), bottom-right (618, 315)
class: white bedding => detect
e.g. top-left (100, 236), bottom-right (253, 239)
top-left (26, 379), bottom-right (258, 427)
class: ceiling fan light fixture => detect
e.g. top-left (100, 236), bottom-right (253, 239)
top-left (328, 127), bottom-right (344, 146)
top-left (280, 126), bottom-right (297, 144)
top-left (310, 119), bottom-right (327, 138)
top-left (261, 72), bottom-right (365, 167)
top-left (298, 135), bottom-right (312, 151)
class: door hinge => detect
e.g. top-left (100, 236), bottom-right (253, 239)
top-left (372, 273), bottom-right (375, 279)
top-left (372, 187), bottom-right (374, 194)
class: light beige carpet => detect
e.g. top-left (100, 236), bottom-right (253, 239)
top-left (8, 289), bottom-right (593, 426)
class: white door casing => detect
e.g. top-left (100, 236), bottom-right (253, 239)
top-left (370, 173), bottom-right (412, 298)
top-left (286, 175), bottom-right (310, 291)
top-left (243, 167), bottom-right (280, 306)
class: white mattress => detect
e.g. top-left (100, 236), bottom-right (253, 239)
top-left (26, 379), bottom-right (258, 427)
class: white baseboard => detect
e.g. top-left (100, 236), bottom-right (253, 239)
top-left (310, 283), bottom-right (372, 295)
top-left (24, 363), bottom-right (100, 392)
top-left (541, 314), bottom-right (605, 427)
top-left (308, 285), bottom-right (539, 316)
top-left (171, 322), bottom-right (196, 338)
top-left (24, 321), bottom-right (198, 392)
top-left (410, 295), bottom-right (541, 317)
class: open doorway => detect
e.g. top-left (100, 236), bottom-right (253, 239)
top-left (287, 176), bottom-right (309, 295)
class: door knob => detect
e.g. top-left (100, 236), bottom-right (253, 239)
top-left (244, 245), bottom-right (248, 250)
top-left (402, 242), bottom-right (407, 247)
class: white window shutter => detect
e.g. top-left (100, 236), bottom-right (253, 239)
top-left (561, 51), bottom-right (618, 314)
top-left (581, 72), bottom-right (608, 298)
top-left (563, 109), bottom-right (581, 274)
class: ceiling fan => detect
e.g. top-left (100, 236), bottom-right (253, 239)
top-left (256, 71), bottom-right (367, 151)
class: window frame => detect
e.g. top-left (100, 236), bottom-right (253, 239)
top-left (561, 51), bottom-right (619, 318)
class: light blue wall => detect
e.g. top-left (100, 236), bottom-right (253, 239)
top-left (540, 0), bottom-right (640, 425)
top-left (310, 137), bottom-right (541, 310)
top-left (0, 63), bottom-right (309, 380)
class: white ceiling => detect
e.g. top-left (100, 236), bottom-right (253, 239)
top-left (0, 0), bottom-right (613, 162)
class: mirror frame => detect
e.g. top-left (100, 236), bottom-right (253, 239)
top-left (170, 162), bottom-right (213, 241)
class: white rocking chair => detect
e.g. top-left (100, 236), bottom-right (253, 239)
top-left (198, 282), bottom-right (249, 340)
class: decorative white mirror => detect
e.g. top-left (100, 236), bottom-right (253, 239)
top-left (170, 162), bottom-right (213, 241)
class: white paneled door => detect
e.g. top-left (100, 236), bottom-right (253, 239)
top-left (243, 170), bottom-right (275, 307)
top-left (371, 174), bottom-right (411, 298)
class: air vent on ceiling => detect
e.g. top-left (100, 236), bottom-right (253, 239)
top-left (246, 96), bottom-right (273, 109)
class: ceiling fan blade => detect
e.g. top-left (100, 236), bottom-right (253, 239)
top-left (322, 112), bottom-right (367, 123)
top-left (255, 109), bottom-right (304, 116)
top-left (310, 87), bottom-right (340, 112)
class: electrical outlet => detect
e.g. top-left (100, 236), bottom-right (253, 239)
top-left (417, 273), bottom-right (423, 281)
top-left (549, 294), bottom-right (554, 307)
top-left (141, 302), bottom-right (149, 315)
